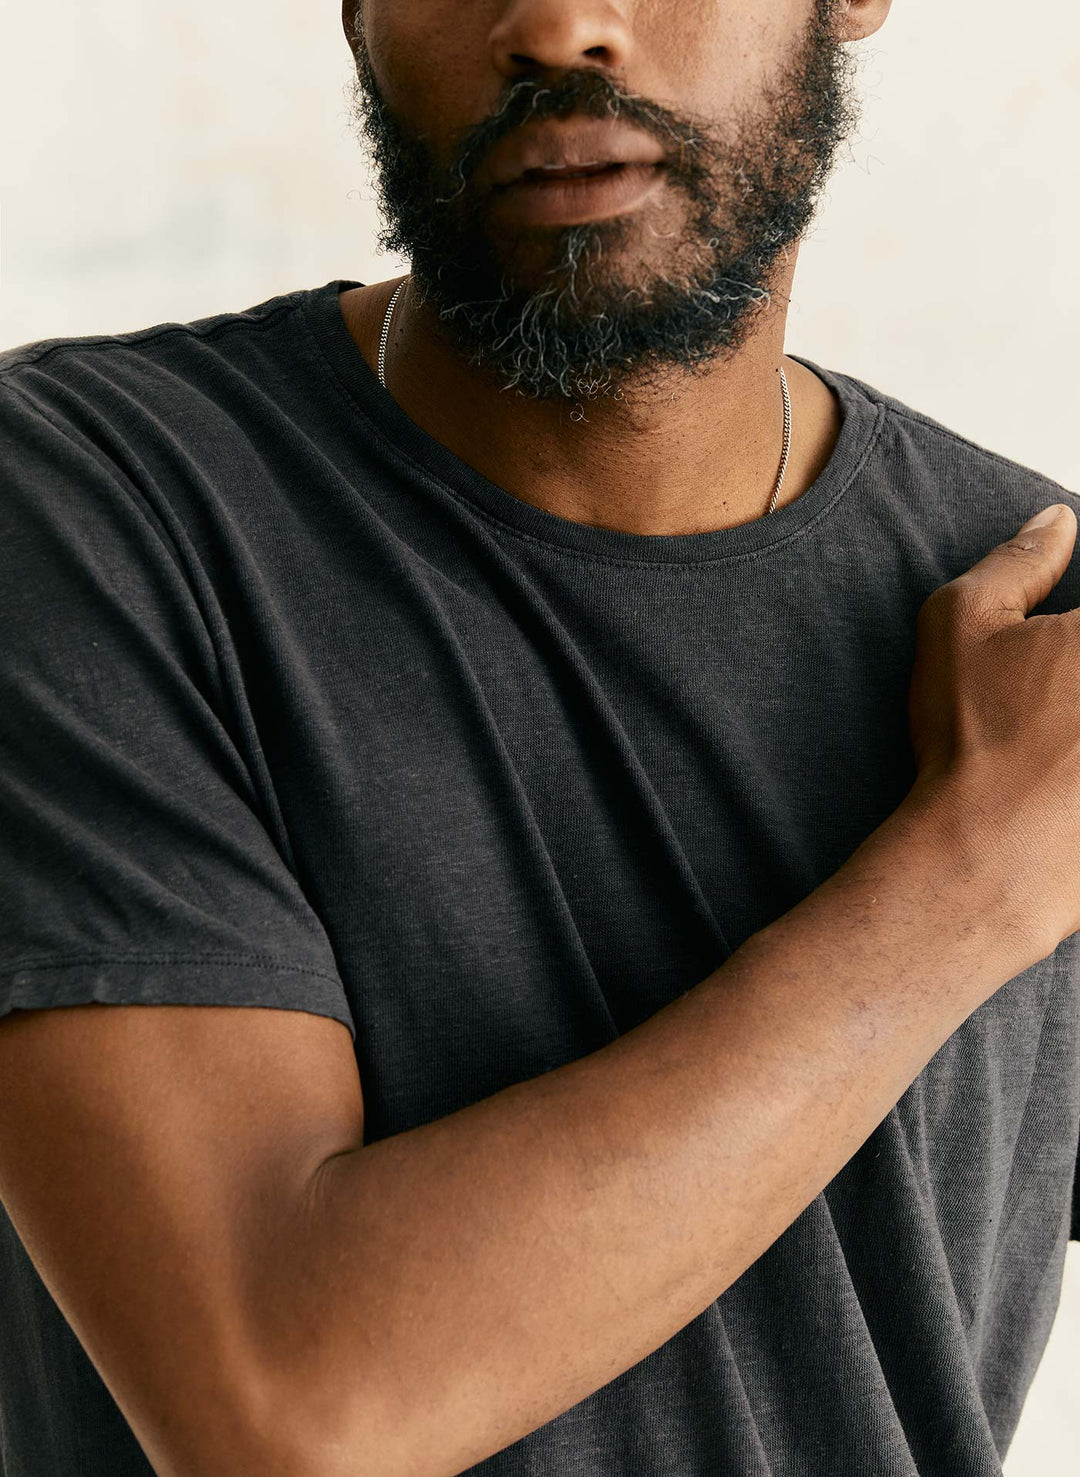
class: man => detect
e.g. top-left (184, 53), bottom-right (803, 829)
top-left (0, 2), bottom-right (1076, 1474)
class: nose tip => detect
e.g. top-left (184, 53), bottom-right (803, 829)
top-left (489, 1), bottom-right (632, 78)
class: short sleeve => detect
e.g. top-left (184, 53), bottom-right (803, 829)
top-left (0, 372), bottom-right (356, 1040)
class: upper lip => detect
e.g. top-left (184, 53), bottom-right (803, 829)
top-left (486, 119), bottom-right (667, 188)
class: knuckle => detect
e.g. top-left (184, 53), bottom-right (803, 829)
top-left (922, 579), bottom-right (972, 618)
top-left (999, 534), bottom-right (1046, 559)
top-left (920, 579), bottom-right (999, 633)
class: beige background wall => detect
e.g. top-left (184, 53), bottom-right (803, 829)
top-left (2, 1), bottom-right (1077, 1467)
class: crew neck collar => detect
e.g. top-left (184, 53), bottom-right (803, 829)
top-left (299, 277), bottom-right (885, 565)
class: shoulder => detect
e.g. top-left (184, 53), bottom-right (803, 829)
top-left (816, 362), bottom-right (1080, 614)
top-left (829, 363), bottom-right (1074, 505)
top-left (0, 287), bottom-right (311, 421)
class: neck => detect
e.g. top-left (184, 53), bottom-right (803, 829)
top-left (340, 264), bottom-right (842, 536)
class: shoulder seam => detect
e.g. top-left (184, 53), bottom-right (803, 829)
top-left (874, 396), bottom-right (1074, 493)
top-left (0, 290), bottom-right (308, 380)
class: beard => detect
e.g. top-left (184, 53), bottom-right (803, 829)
top-left (345, 3), bottom-right (861, 407)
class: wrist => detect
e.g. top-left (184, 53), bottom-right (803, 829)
top-left (852, 773), bottom-right (1051, 978)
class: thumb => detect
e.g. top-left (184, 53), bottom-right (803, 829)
top-left (949, 502), bottom-right (1077, 629)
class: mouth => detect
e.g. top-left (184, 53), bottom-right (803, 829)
top-left (512, 160), bottom-right (631, 184)
top-left (491, 161), bottom-right (668, 226)
top-left (499, 162), bottom-right (641, 190)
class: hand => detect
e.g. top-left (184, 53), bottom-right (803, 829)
top-left (906, 501), bottom-right (1080, 958)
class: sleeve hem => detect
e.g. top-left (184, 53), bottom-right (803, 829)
top-left (0, 954), bottom-right (356, 1042)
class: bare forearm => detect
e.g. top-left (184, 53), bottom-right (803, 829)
top-left (258, 789), bottom-right (1035, 1477)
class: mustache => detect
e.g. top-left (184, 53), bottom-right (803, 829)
top-left (345, 2), bottom-right (859, 404)
top-left (434, 68), bottom-right (711, 206)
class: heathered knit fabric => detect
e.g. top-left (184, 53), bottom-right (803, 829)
top-left (1, 279), bottom-right (1077, 1475)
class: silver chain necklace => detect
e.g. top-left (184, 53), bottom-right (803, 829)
top-left (378, 277), bottom-right (792, 517)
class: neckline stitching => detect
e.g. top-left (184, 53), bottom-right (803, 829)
top-left (299, 283), bottom-right (887, 568)
top-left (479, 398), bottom-right (887, 570)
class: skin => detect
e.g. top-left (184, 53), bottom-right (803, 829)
top-left (337, 0), bottom-right (892, 535)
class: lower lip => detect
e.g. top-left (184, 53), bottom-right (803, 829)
top-left (491, 162), bottom-right (667, 226)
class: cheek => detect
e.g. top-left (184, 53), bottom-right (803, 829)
top-left (364, 0), bottom-right (499, 144)
top-left (638, 9), bottom-right (787, 122)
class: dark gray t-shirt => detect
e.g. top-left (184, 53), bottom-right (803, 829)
top-left (1, 278), bottom-right (1078, 1476)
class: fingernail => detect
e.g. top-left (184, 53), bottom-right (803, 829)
top-left (1019, 505), bottom-right (1065, 532)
